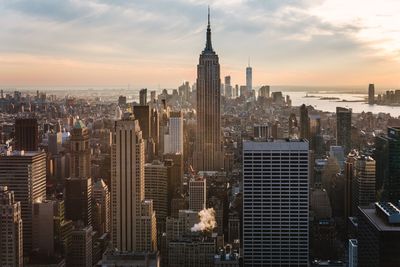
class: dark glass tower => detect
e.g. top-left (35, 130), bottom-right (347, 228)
top-left (194, 8), bottom-right (223, 171)
top-left (336, 107), bottom-right (352, 154)
top-left (299, 104), bottom-right (309, 140)
top-left (375, 127), bottom-right (400, 202)
top-left (15, 118), bottom-right (39, 151)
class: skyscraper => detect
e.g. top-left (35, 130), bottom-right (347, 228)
top-left (189, 178), bottom-right (206, 212)
top-left (300, 104), bottom-right (309, 140)
top-left (224, 76), bottom-right (232, 98)
top-left (65, 177), bottom-right (93, 226)
top-left (375, 127), bottom-right (400, 202)
top-left (354, 154), bottom-right (376, 208)
top-left (0, 186), bottom-right (23, 267)
top-left (336, 107), bottom-right (352, 154)
top-left (70, 120), bottom-right (91, 179)
top-left (15, 117), bottom-right (39, 151)
top-left (246, 62), bottom-right (252, 94)
top-left (243, 140), bottom-right (309, 267)
top-left (368, 83), bottom-right (375, 105)
top-left (133, 105), bottom-right (151, 140)
top-left (164, 111), bottom-right (183, 155)
top-left (111, 114), bottom-right (145, 251)
top-left (258, 85), bottom-right (270, 98)
top-left (67, 226), bottom-right (93, 267)
top-left (93, 179), bottom-right (111, 234)
top-left (0, 151), bottom-right (46, 254)
top-left (194, 8), bottom-right (223, 171)
top-left (358, 203), bottom-right (400, 266)
top-left (145, 160), bottom-right (168, 232)
top-left (140, 88), bottom-right (147, 106)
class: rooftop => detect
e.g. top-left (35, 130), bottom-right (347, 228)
top-left (359, 203), bottom-right (400, 232)
top-left (243, 139), bottom-right (309, 151)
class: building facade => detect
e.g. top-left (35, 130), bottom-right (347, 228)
top-left (0, 186), bottom-right (23, 267)
top-left (243, 140), bottom-right (309, 266)
top-left (189, 179), bottom-right (206, 212)
top-left (0, 151), bottom-right (46, 254)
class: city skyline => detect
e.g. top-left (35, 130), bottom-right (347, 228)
top-left (1, 0), bottom-right (400, 88)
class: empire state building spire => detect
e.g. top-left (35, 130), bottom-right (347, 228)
top-left (204, 6), bottom-right (213, 52)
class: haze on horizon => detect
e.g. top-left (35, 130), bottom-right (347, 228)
top-left (0, 0), bottom-right (399, 89)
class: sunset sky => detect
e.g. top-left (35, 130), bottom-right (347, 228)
top-left (0, 0), bottom-right (399, 89)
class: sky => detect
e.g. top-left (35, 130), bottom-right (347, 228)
top-left (0, 0), bottom-right (399, 89)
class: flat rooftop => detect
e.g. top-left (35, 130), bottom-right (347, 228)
top-left (359, 206), bottom-right (400, 232)
top-left (243, 139), bottom-right (309, 151)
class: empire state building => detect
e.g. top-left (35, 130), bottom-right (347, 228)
top-left (194, 8), bottom-right (224, 171)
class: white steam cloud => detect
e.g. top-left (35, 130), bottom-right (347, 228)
top-left (191, 208), bottom-right (217, 232)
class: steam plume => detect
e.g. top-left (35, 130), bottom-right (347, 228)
top-left (191, 208), bottom-right (217, 232)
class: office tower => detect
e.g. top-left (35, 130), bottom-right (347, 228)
top-left (138, 200), bottom-right (157, 252)
top-left (70, 120), bottom-right (91, 179)
top-left (253, 124), bottom-right (269, 140)
top-left (65, 177), bottom-right (92, 226)
top-left (15, 117), bottom-right (39, 151)
top-left (32, 199), bottom-right (57, 255)
top-left (368, 84), bottom-right (375, 105)
top-left (164, 111), bottom-right (183, 154)
top-left (140, 88), bottom-right (147, 105)
top-left (375, 127), bottom-right (400, 203)
top-left (258, 85), bottom-right (270, 98)
top-left (336, 107), bottom-right (352, 154)
top-left (189, 179), bottom-right (206, 212)
top-left (0, 186), bottom-right (23, 267)
top-left (111, 114), bottom-right (145, 251)
top-left (354, 154), bottom-right (376, 208)
top-left (243, 140), bottom-right (309, 267)
top-left (133, 105), bottom-right (151, 140)
top-left (194, 9), bottom-right (223, 172)
top-left (164, 153), bottom-right (184, 203)
top-left (145, 160), bottom-right (168, 232)
top-left (358, 202), bottom-right (400, 266)
top-left (0, 151), bottom-right (46, 254)
top-left (68, 226), bottom-right (93, 267)
top-left (224, 76), bottom-right (232, 98)
top-left (309, 114), bottom-right (323, 155)
top-left (93, 179), bottom-right (111, 234)
top-left (299, 104), bottom-right (310, 140)
top-left (348, 239), bottom-right (357, 267)
top-left (345, 150), bottom-right (358, 219)
top-left (246, 62), bottom-right (252, 93)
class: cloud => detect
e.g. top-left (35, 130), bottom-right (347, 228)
top-left (0, 0), bottom-right (399, 87)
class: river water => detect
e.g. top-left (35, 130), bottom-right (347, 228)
top-left (282, 91), bottom-right (400, 117)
